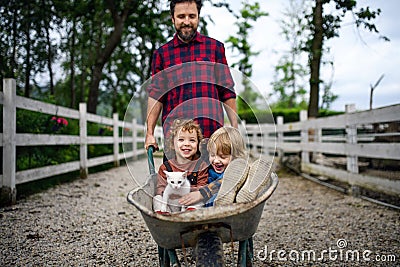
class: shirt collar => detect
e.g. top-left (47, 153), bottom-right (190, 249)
top-left (173, 31), bottom-right (204, 47)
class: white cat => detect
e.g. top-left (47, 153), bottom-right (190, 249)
top-left (161, 170), bottom-right (191, 213)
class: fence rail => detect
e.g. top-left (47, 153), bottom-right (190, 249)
top-left (1, 78), bottom-right (161, 205)
top-left (244, 104), bottom-right (400, 197)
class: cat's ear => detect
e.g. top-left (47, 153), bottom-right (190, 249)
top-left (163, 170), bottom-right (169, 175)
top-left (183, 170), bottom-right (188, 177)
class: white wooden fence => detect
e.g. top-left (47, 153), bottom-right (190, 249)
top-left (244, 103), bottom-right (400, 197)
top-left (2, 77), bottom-right (399, 204)
top-left (1, 78), bottom-right (162, 204)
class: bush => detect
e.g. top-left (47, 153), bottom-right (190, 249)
top-left (15, 109), bottom-right (114, 171)
top-left (238, 109), bottom-right (274, 124)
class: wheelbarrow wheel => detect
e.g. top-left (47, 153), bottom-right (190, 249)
top-left (195, 232), bottom-right (224, 267)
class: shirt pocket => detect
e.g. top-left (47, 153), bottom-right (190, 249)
top-left (193, 58), bottom-right (216, 84)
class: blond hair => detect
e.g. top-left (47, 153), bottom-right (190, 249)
top-left (207, 127), bottom-right (246, 159)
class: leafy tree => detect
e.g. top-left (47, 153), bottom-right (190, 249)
top-left (84, 0), bottom-right (139, 114)
top-left (271, 57), bottom-right (308, 109)
top-left (319, 61), bottom-right (338, 110)
top-left (0, 0), bottom-right (19, 81)
top-left (101, 1), bottom-right (173, 120)
top-left (0, 0), bottom-right (60, 97)
top-left (225, 0), bottom-right (268, 112)
top-left (271, 0), bottom-right (310, 109)
top-left (306, 0), bottom-right (389, 118)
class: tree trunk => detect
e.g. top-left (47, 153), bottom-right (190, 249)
top-left (45, 26), bottom-right (54, 95)
top-left (87, 0), bottom-right (134, 114)
top-left (11, 8), bottom-right (18, 79)
top-left (308, 0), bottom-right (323, 118)
top-left (79, 68), bottom-right (86, 103)
top-left (42, 0), bottom-right (54, 95)
top-left (24, 24), bottom-right (31, 98)
top-left (70, 18), bottom-right (76, 108)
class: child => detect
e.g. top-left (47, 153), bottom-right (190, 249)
top-left (178, 126), bottom-right (248, 207)
top-left (153, 119), bottom-right (209, 213)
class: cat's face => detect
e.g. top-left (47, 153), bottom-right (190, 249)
top-left (164, 171), bottom-right (188, 189)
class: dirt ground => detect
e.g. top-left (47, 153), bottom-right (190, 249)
top-left (1, 158), bottom-right (399, 266)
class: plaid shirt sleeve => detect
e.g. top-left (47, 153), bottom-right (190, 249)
top-left (214, 42), bottom-right (236, 102)
top-left (147, 49), bottom-right (167, 102)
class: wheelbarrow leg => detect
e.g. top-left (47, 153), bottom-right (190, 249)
top-left (167, 249), bottom-right (180, 266)
top-left (158, 246), bottom-right (180, 267)
top-left (237, 237), bottom-right (253, 267)
top-left (158, 246), bottom-right (169, 267)
top-left (248, 237), bottom-right (254, 259)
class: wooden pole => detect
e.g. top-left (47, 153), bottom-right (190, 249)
top-left (132, 118), bottom-right (137, 160)
top-left (345, 104), bottom-right (358, 174)
top-left (79, 103), bottom-right (88, 178)
top-left (2, 79), bottom-right (17, 205)
top-left (300, 110), bottom-right (309, 164)
top-left (113, 113), bottom-right (120, 167)
top-left (277, 116), bottom-right (284, 161)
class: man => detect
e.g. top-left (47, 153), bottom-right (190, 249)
top-left (145, 0), bottom-right (238, 154)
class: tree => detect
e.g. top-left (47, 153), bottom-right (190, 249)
top-left (225, 0), bottom-right (268, 111)
top-left (271, 0), bottom-right (310, 109)
top-left (1, 0), bottom-right (51, 97)
top-left (85, 0), bottom-right (138, 114)
top-left (306, 0), bottom-right (389, 118)
top-left (101, 1), bottom-right (172, 120)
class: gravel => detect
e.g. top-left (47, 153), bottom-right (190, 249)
top-left (1, 159), bottom-right (399, 266)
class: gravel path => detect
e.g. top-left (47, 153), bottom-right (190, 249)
top-left (1, 158), bottom-right (399, 266)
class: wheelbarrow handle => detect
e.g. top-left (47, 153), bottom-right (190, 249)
top-left (147, 145), bottom-right (156, 175)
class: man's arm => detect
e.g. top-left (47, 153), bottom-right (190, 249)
top-left (223, 98), bottom-right (238, 128)
top-left (145, 96), bottom-right (162, 150)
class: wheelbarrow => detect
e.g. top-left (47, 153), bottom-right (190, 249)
top-left (127, 146), bottom-right (278, 266)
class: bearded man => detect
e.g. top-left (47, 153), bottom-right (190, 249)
top-left (145, 0), bottom-right (238, 158)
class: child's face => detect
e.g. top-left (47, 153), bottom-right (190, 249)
top-left (208, 144), bottom-right (232, 173)
top-left (174, 129), bottom-right (199, 161)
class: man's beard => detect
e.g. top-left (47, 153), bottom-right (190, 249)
top-left (176, 26), bottom-right (197, 42)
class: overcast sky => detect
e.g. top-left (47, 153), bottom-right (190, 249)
top-left (201, 0), bottom-right (400, 111)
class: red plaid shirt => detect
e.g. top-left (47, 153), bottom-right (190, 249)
top-left (147, 32), bottom-right (236, 138)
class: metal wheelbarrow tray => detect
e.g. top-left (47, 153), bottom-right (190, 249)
top-left (127, 171), bottom-right (278, 250)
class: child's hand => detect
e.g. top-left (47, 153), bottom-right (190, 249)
top-left (179, 191), bottom-right (203, 206)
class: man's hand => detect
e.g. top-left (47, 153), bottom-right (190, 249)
top-left (223, 98), bottom-right (238, 128)
top-left (145, 133), bottom-right (159, 151)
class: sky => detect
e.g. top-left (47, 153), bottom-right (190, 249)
top-left (201, 0), bottom-right (400, 111)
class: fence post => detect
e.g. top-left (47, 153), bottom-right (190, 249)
top-left (132, 118), bottom-right (137, 159)
top-left (113, 113), bottom-right (120, 167)
top-left (1, 79), bottom-right (17, 205)
top-left (345, 104), bottom-right (358, 174)
top-left (251, 126), bottom-right (258, 157)
top-left (79, 103), bottom-right (88, 178)
top-left (312, 126), bottom-right (322, 162)
top-left (277, 116), bottom-right (284, 161)
top-left (300, 110), bottom-right (309, 164)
